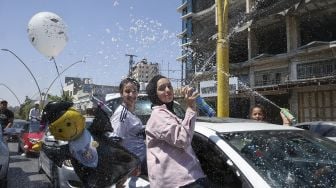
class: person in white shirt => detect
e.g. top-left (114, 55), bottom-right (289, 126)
top-left (110, 78), bottom-right (146, 188)
top-left (29, 102), bottom-right (41, 121)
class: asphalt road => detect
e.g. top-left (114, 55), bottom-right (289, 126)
top-left (7, 141), bottom-right (51, 188)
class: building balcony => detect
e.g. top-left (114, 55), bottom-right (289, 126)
top-left (177, 29), bottom-right (187, 38)
top-left (177, 1), bottom-right (188, 13)
top-left (176, 53), bottom-right (188, 62)
top-left (193, 4), bottom-right (215, 21)
top-left (181, 12), bottom-right (194, 20)
top-left (180, 41), bottom-right (192, 48)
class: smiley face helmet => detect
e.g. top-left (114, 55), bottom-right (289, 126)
top-left (41, 101), bottom-right (85, 141)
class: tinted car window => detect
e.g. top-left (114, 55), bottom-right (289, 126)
top-left (220, 130), bottom-right (336, 188)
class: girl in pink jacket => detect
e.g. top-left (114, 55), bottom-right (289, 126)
top-left (145, 75), bottom-right (208, 188)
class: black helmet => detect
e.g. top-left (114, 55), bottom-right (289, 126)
top-left (41, 101), bottom-right (74, 124)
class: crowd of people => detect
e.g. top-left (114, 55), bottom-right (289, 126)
top-left (1, 74), bottom-right (295, 188)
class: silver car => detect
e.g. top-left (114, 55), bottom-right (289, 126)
top-left (38, 117), bottom-right (94, 188)
top-left (0, 127), bottom-right (9, 188)
top-left (4, 119), bottom-right (28, 141)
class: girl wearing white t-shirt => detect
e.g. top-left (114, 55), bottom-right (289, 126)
top-left (110, 78), bottom-right (146, 187)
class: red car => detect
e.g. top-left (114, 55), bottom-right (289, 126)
top-left (17, 121), bottom-right (44, 155)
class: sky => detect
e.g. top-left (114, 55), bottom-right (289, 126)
top-left (0, 0), bottom-right (182, 107)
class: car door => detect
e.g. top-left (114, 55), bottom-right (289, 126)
top-left (192, 132), bottom-right (252, 188)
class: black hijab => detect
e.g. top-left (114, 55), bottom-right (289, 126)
top-left (146, 75), bottom-right (175, 114)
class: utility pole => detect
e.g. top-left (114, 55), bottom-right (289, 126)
top-left (216, 0), bottom-right (230, 117)
top-left (125, 54), bottom-right (137, 77)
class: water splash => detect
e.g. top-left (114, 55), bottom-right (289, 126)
top-left (190, 49), bottom-right (282, 110)
top-left (189, 51), bottom-right (216, 85)
top-left (237, 81), bottom-right (282, 109)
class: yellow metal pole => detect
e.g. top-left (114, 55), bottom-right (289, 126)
top-left (216, 0), bottom-right (229, 117)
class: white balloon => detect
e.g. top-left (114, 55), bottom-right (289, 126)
top-left (27, 12), bottom-right (68, 58)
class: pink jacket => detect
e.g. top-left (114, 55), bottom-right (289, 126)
top-left (145, 104), bottom-right (205, 188)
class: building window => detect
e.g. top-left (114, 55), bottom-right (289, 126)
top-left (255, 68), bottom-right (287, 86)
top-left (297, 60), bottom-right (336, 79)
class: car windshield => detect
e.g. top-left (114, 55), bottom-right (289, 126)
top-left (29, 122), bottom-right (41, 133)
top-left (219, 130), bottom-right (336, 187)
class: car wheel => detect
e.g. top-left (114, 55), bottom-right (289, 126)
top-left (51, 165), bottom-right (60, 188)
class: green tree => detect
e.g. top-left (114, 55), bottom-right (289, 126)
top-left (18, 96), bottom-right (34, 120)
top-left (19, 92), bottom-right (73, 120)
top-left (46, 90), bottom-right (73, 102)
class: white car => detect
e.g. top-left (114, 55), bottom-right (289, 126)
top-left (48, 116), bottom-right (336, 188)
top-left (108, 94), bottom-right (336, 187)
top-left (40, 94), bottom-right (336, 187)
top-left (0, 128), bottom-right (9, 188)
top-left (192, 117), bottom-right (336, 187)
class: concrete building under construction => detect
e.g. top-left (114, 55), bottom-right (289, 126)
top-left (177, 0), bottom-right (336, 123)
top-left (131, 58), bottom-right (160, 83)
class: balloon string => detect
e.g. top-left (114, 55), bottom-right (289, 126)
top-left (51, 57), bottom-right (65, 97)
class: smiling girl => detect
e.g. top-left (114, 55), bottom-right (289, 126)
top-left (145, 75), bottom-right (208, 188)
